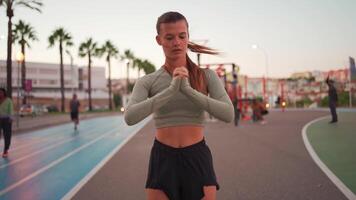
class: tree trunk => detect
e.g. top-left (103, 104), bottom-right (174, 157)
top-left (88, 54), bottom-right (92, 111)
top-left (6, 9), bottom-right (13, 98)
top-left (108, 57), bottom-right (112, 110)
top-left (21, 42), bottom-right (27, 104)
top-left (59, 41), bottom-right (65, 112)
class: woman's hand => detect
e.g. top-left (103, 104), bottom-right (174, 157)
top-left (172, 67), bottom-right (189, 78)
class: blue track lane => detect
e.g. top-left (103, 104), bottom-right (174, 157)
top-left (0, 115), bottom-right (150, 200)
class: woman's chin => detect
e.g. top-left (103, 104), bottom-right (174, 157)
top-left (167, 53), bottom-right (185, 60)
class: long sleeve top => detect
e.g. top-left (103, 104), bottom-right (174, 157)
top-left (124, 66), bottom-right (234, 128)
top-left (0, 98), bottom-right (14, 119)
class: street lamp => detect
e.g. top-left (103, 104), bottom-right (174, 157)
top-left (65, 50), bottom-right (74, 93)
top-left (124, 59), bottom-right (130, 95)
top-left (16, 52), bottom-right (24, 128)
top-left (252, 44), bottom-right (269, 103)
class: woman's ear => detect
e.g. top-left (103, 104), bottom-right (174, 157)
top-left (156, 35), bottom-right (162, 46)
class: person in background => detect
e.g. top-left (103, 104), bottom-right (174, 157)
top-left (0, 88), bottom-right (14, 158)
top-left (251, 99), bottom-right (267, 125)
top-left (232, 98), bottom-right (240, 126)
top-left (326, 76), bottom-right (338, 123)
top-left (69, 93), bottom-right (80, 130)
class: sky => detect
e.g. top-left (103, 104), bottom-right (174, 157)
top-left (1, 0), bottom-right (356, 79)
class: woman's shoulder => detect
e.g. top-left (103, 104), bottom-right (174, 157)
top-left (202, 68), bottom-right (219, 82)
top-left (136, 67), bottom-right (164, 86)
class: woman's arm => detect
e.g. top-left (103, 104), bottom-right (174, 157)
top-left (124, 77), bottom-right (181, 125)
top-left (180, 69), bottom-right (234, 123)
top-left (8, 99), bottom-right (14, 121)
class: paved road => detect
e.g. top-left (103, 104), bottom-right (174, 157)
top-left (73, 111), bottom-right (348, 200)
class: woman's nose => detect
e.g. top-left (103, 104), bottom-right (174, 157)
top-left (172, 38), bottom-right (180, 46)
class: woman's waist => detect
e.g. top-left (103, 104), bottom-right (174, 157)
top-left (155, 125), bottom-right (204, 148)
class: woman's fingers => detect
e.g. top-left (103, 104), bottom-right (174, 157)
top-left (173, 67), bottom-right (189, 78)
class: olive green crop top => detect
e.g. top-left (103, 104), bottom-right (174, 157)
top-left (124, 66), bottom-right (234, 128)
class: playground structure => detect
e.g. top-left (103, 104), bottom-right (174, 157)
top-left (200, 63), bottom-right (287, 117)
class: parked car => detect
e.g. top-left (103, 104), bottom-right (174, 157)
top-left (20, 104), bottom-right (45, 117)
top-left (46, 105), bottom-right (59, 112)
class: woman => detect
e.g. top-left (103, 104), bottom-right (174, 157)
top-left (124, 12), bottom-right (234, 200)
top-left (251, 99), bottom-right (266, 125)
top-left (0, 88), bottom-right (14, 158)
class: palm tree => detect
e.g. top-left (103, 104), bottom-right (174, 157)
top-left (133, 58), bottom-right (143, 78)
top-left (142, 59), bottom-right (156, 75)
top-left (1, 0), bottom-right (42, 98)
top-left (48, 28), bottom-right (73, 112)
top-left (97, 40), bottom-right (119, 110)
top-left (122, 49), bottom-right (135, 93)
top-left (78, 38), bottom-right (99, 111)
top-left (12, 20), bottom-right (38, 104)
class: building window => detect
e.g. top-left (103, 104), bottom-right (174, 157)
top-left (27, 68), bottom-right (37, 74)
top-left (39, 69), bottom-right (57, 74)
top-left (39, 79), bottom-right (58, 85)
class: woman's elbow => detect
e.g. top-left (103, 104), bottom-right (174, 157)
top-left (124, 110), bottom-right (137, 126)
top-left (222, 105), bottom-right (234, 123)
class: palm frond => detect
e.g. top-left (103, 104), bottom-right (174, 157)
top-left (15, 0), bottom-right (43, 12)
top-left (12, 20), bottom-right (38, 48)
top-left (48, 27), bottom-right (73, 49)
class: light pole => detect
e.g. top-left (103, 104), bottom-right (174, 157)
top-left (66, 50), bottom-right (74, 93)
top-left (16, 52), bottom-right (24, 128)
top-left (125, 59), bottom-right (130, 95)
top-left (252, 44), bottom-right (269, 104)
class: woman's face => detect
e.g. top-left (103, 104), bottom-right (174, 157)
top-left (156, 20), bottom-right (189, 60)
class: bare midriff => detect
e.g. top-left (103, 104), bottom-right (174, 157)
top-left (156, 125), bottom-right (204, 148)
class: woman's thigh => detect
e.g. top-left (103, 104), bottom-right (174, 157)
top-left (146, 188), bottom-right (169, 200)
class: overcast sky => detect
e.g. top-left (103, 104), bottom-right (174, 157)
top-left (1, 0), bottom-right (355, 78)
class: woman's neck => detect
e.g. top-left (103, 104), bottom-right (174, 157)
top-left (164, 57), bottom-right (187, 72)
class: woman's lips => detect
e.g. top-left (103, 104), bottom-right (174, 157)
top-left (172, 49), bottom-right (182, 52)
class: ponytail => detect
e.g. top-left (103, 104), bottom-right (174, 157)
top-left (186, 42), bottom-right (220, 95)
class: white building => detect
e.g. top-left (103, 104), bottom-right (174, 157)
top-left (0, 60), bottom-right (108, 100)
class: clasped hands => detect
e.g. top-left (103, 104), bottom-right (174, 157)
top-left (168, 66), bottom-right (193, 93)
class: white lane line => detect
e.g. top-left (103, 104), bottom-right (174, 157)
top-left (0, 125), bottom-right (122, 197)
top-left (2, 119), bottom-right (109, 153)
top-left (0, 123), bottom-right (117, 169)
top-left (0, 137), bottom-right (75, 169)
top-left (61, 116), bottom-right (152, 200)
top-left (302, 116), bottom-right (356, 200)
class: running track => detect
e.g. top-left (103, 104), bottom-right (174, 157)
top-left (0, 115), bottom-right (150, 200)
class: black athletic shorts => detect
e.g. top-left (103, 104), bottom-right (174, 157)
top-left (145, 138), bottom-right (219, 200)
top-left (70, 112), bottom-right (78, 120)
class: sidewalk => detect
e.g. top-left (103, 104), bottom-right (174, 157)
top-left (12, 111), bottom-right (121, 134)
